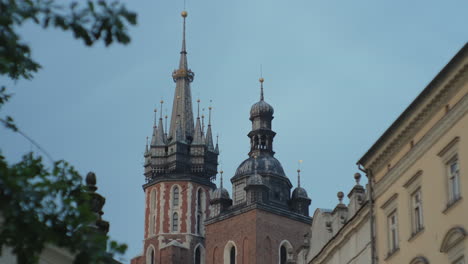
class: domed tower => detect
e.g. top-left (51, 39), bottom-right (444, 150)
top-left (231, 78), bottom-right (292, 207)
top-left (132, 11), bottom-right (218, 264)
top-left (205, 78), bottom-right (311, 264)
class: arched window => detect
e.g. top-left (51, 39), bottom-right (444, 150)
top-left (197, 189), bottom-right (202, 211)
top-left (224, 241), bottom-right (237, 264)
top-left (280, 245), bottom-right (287, 264)
top-left (149, 214), bottom-right (155, 235)
top-left (230, 246), bottom-right (236, 264)
top-left (195, 247), bottom-right (201, 264)
top-left (172, 212), bottom-right (179, 232)
top-left (150, 189), bottom-right (156, 212)
top-left (279, 240), bottom-right (293, 264)
top-left (173, 186), bottom-right (179, 207)
top-left (146, 246), bottom-right (156, 264)
top-left (197, 214), bottom-right (201, 234)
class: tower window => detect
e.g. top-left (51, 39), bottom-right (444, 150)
top-left (173, 186), bottom-right (180, 207)
top-left (280, 245), bottom-right (287, 264)
top-left (197, 213), bottom-right (201, 234)
top-left (195, 247), bottom-right (201, 264)
top-left (172, 212), bottom-right (179, 232)
top-left (230, 246), bottom-right (236, 264)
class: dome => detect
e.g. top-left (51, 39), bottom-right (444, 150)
top-left (247, 173), bottom-right (264, 185)
top-left (235, 154), bottom-right (286, 178)
top-left (250, 100), bottom-right (274, 119)
top-left (212, 187), bottom-right (230, 200)
top-left (292, 187), bottom-right (309, 199)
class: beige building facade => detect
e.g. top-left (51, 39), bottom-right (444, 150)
top-left (358, 43), bottom-right (468, 264)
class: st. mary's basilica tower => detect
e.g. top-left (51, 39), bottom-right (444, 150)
top-left (132, 10), bottom-right (311, 264)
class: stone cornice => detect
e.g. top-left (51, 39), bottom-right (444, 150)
top-left (359, 44), bottom-right (468, 172)
top-left (374, 92), bottom-right (468, 198)
top-left (142, 176), bottom-right (216, 190)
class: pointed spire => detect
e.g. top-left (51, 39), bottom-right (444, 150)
top-left (297, 160), bottom-right (303, 188)
top-left (165, 113), bottom-right (168, 137)
top-left (205, 105), bottom-right (214, 151)
top-left (169, 11), bottom-right (195, 142)
top-left (215, 134), bottom-right (219, 154)
top-left (192, 99), bottom-right (204, 144)
top-left (201, 110), bottom-right (205, 135)
top-left (259, 77), bottom-right (264, 101)
top-left (151, 109), bottom-right (158, 146)
top-left (180, 11), bottom-right (188, 68)
top-left (220, 169), bottom-right (224, 189)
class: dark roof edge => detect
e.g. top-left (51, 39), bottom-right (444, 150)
top-left (358, 42), bottom-right (468, 167)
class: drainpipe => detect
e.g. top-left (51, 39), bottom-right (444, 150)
top-left (358, 164), bottom-right (377, 264)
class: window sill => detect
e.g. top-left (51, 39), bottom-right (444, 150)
top-left (385, 248), bottom-right (400, 261)
top-left (443, 196), bottom-right (462, 214)
top-left (408, 227), bottom-right (424, 242)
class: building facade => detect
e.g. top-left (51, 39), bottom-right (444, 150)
top-left (358, 44), bottom-right (468, 264)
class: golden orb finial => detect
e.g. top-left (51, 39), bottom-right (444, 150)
top-left (160, 100), bottom-right (164, 104)
top-left (181, 11), bottom-right (188, 18)
top-left (259, 77), bottom-right (264, 83)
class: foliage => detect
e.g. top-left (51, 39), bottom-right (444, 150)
top-left (0, 153), bottom-right (127, 263)
top-left (0, 0), bottom-right (136, 263)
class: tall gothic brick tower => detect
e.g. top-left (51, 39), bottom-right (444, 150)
top-left (131, 10), bottom-right (218, 264)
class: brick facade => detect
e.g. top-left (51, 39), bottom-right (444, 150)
top-left (206, 208), bottom-right (310, 264)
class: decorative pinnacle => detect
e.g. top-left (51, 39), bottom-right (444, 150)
top-left (153, 109), bottom-right (157, 127)
top-left (208, 102), bottom-right (212, 126)
top-left (337, 191), bottom-right (344, 204)
top-left (181, 11), bottom-right (187, 54)
top-left (297, 160), bottom-right (303, 188)
top-left (259, 77), bottom-right (264, 101)
top-left (160, 100), bottom-right (164, 119)
top-left (164, 114), bottom-right (168, 135)
top-left (86, 172), bottom-right (97, 192)
top-left (219, 169), bottom-right (224, 189)
top-left (354, 172), bottom-right (361, 185)
top-left (197, 98), bottom-right (201, 118)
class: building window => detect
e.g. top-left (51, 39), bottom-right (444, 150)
top-left (149, 215), bottom-right (155, 235)
top-left (195, 247), bottom-right (201, 264)
top-left (173, 186), bottom-right (180, 207)
top-left (230, 246), bottom-right (236, 264)
top-left (280, 245), bottom-right (287, 264)
top-left (448, 158), bottom-right (461, 204)
top-left (388, 211), bottom-right (399, 254)
top-left (172, 212), bottom-right (179, 232)
top-left (196, 214), bottom-right (201, 234)
top-left (411, 189), bottom-right (424, 234)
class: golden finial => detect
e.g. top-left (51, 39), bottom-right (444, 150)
top-left (181, 10), bottom-right (188, 18)
top-left (259, 77), bottom-right (264, 83)
top-left (160, 100), bottom-right (164, 104)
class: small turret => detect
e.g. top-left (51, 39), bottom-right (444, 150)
top-left (210, 170), bottom-right (232, 216)
top-left (290, 165), bottom-right (311, 216)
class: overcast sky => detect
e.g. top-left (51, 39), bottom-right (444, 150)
top-left (1, 0), bottom-right (467, 262)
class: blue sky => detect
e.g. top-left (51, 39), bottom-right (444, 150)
top-left (1, 0), bottom-right (467, 262)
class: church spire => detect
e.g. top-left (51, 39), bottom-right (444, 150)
top-left (205, 105), bottom-right (215, 151)
top-left (169, 10), bottom-right (195, 143)
top-left (193, 99), bottom-right (204, 144)
top-left (154, 100), bottom-right (166, 145)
